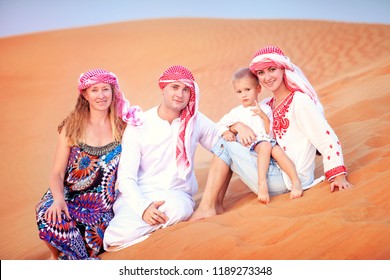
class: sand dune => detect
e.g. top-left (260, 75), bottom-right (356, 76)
top-left (1, 18), bottom-right (390, 260)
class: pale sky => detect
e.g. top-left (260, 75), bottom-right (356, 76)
top-left (0, 0), bottom-right (389, 38)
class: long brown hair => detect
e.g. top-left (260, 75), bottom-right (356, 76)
top-left (58, 85), bottom-right (126, 146)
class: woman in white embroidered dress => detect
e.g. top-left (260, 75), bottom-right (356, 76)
top-left (191, 46), bottom-right (353, 220)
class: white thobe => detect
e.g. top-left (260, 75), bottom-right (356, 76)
top-left (103, 106), bottom-right (217, 250)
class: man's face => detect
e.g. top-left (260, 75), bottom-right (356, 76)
top-left (161, 82), bottom-right (191, 113)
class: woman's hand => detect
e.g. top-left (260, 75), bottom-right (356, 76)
top-left (45, 199), bottom-right (71, 224)
top-left (330, 174), bottom-right (354, 192)
top-left (142, 201), bottom-right (168, 226)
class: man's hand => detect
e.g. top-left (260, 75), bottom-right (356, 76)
top-left (222, 130), bottom-right (236, 141)
top-left (142, 201), bottom-right (168, 225)
top-left (231, 122), bottom-right (257, 146)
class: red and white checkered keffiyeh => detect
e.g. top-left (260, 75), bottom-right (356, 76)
top-left (249, 46), bottom-right (322, 110)
top-left (78, 68), bottom-right (143, 126)
top-left (158, 65), bottom-right (199, 180)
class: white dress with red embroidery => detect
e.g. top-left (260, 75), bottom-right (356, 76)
top-left (265, 92), bottom-right (347, 189)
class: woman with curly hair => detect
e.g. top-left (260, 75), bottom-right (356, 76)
top-left (35, 69), bottom-right (143, 259)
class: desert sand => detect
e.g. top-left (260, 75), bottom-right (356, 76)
top-left (1, 18), bottom-right (390, 260)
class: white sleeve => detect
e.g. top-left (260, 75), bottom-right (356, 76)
top-left (197, 112), bottom-right (219, 151)
top-left (260, 102), bottom-right (274, 138)
top-left (216, 107), bottom-right (239, 136)
top-left (294, 94), bottom-right (346, 180)
top-left (116, 125), bottom-right (153, 217)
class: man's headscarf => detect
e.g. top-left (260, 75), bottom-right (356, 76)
top-left (158, 65), bottom-right (199, 180)
top-left (249, 46), bottom-right (322, 111)
top-left (78, 68), bottom-right (143, 126)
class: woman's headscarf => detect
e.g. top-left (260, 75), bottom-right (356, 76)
top-left (249, 46), bottom-right (322, 110)
top-left (78, 68), bottom-right (143, 126)
top-left (158, 65), bottom-right (199, 180)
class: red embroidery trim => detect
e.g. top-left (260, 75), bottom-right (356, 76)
top-left (268, 93), bottom-right (294, 140)
top-left (325, 165), bottom-right (347, 180)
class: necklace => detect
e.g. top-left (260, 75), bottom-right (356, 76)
top-left (78, 141), bottom-right (120, 156)
top-left (272, 92), bottom-right (293, 110)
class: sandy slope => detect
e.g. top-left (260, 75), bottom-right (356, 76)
top-left (1, 18), bottom-right (389, 260)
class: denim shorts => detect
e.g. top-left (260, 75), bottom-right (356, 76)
top-left (212, 138), bottom-right (289, 196)
top-left (249, 138), bottom-right (276, 151)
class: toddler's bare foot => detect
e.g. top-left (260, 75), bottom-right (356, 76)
top-left (290, 181), bottom-right (303, 199)
top-left (258, 182), bottom-right (270, 204)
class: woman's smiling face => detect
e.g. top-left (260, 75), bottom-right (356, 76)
top-left (256, 66), bottom-right (285, 92)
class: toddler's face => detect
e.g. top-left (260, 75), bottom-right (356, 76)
top-left (233, 76), bottom-right (261, 107)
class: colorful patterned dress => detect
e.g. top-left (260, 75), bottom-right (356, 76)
top-left (35, 141), bottom-right (121, 260)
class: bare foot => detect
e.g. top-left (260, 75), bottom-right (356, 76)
top-left (46, 254), bottom-right (58, 260)
top-left (189, 207), bottom-right (220, 222)
top-left (258, 182), bottom-right (270, 204)
top-left (216, 203), bottom-right (225, 215)
top-left (290, 181), bottom-right (303, 199)
top-left (44, 242), bottom-right (59, 260)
